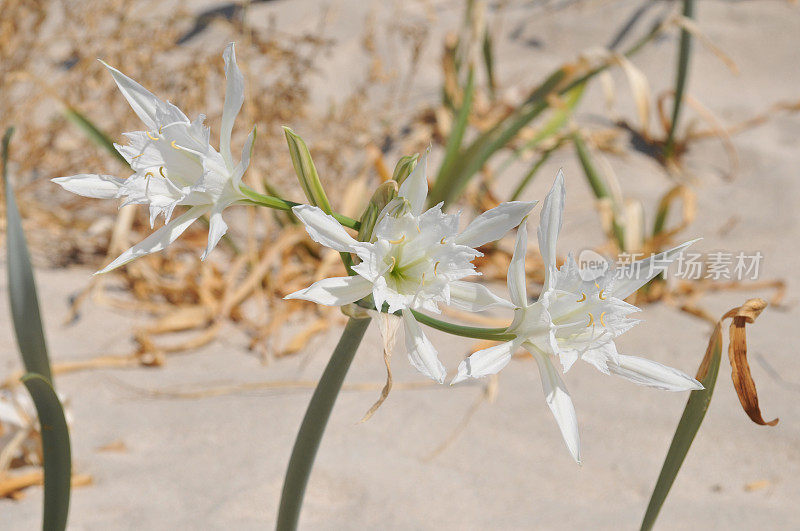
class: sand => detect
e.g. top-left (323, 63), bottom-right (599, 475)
top-left (1, 0), bottom-right (799, 529)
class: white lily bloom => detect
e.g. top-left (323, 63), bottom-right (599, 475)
top-left (286, 151), bottom-right (535, 383)
top-left (52, 43), bottom-right (254, 273)
top-left (453, 171), bottom-right (702, 463)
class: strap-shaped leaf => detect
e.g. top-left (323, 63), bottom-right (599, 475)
top-left (21, 373), bottom-right (72, 531)
top-left (3, 127), bottom-right (53, 382)
top-left (640, 322), bottom-right (723, 531)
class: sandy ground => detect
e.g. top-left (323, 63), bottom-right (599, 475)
top-left (2, 0), bottom-right (799, 529)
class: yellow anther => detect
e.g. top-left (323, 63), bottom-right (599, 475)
top-left (420, 272), bottom-right (427, 286)
top-left (598, 289), bottom-right (606, 300)
top-left (158, 125), bottom-right (164, 134)
top-left (146, 131), bottom-right (159, 141)
top-left (171, 140), bottom-right (181, 150)
top-left (158, 166), bottom-right (166, 178)
top-left (144, 171), bottom-right (155, 179)
top-left (433, 261), bottom-right (440, 275)
top-left (388, 234), bottom-right (406, 245)
top-left (599, 312), bottom-right (607, 327)
top-left (387, 256), bottom-right (397, 270)
top-left (576, 292), bottom-right (587, 303)
top-left (131, 153), bottom-right (143, 160)
top-left (440, 237), bottom-right (446, 244)
top-left (586, 313), bottom-right (595, 327)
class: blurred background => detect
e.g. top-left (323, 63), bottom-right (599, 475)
top-left (1, 0), bottom-right (798, 528)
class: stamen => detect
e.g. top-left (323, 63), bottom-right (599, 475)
top-left (388, 234), bottom-right (406, 245)
top-left (131, 153), bottom-right (143, 160)
top-left (576, 292), bottom-right (587, 303)
top-left (598, 289), bottom-right (606, 300)
top-left (146, 131), bottom-right (159, 141)
top-left (420, 272), bottom-right (427, 286)
top-left (586, 313), bottom-right (595, 327)
top-left (440, 237), bottom-right (446, 244)
top-left (171, 140), bottom-right (181, 150)
top-left (158, 125), bottom-right (164, 134)
top-left (599, 312), bottom-right (607, 327)
top-left (144, 171), bottom-right (155, 197)
top-left (158, 166), bottom-right (167, 178)
top-left (433, 261), bottom-right (440, 275)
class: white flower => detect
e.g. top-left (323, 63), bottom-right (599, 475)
top-left (453, 170), bottom-right (702, 463)
top-left (52, 43), bottom-right (254, 273)
top-left (286, 151), bottom-right (535, 383)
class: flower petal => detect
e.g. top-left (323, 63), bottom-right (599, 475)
top-left (448, 280), bottom-right (514, 311)
top-left (285, 275), bottom-right (373, 306)
top-left (507, 218), bottom-right (529, 307)
top-left (455, 200), bottom-right (537, 248)
top-left (97, 205), bottom-right (210, 274)
top-left (402, 309), bottom-right (446, 383)
top-left (397, 149), bottom-right (428, 216)
top-left (538, 170), bottom-right (566, 291)
top-left (100, 60), bottom-right (167, 131)
top-left (220, 42), bottom-right (245, 170)
top-left (292, 204), bottom-right (359, 252)
top-left (232, 127), bottom-right (256, 191)
top-left (609, 239), bottom-right (700, 300)
top-left (201, 208), bottom-right (228, 261)
top-left (52, 174), bottom-right (125, 199)
top-left (451, 340), bottom-right (519, 385)
top-left (608, 354), bottom-right (703, 391)
top-left (532, 349), bottom-right (581, 463)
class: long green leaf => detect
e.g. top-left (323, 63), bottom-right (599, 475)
top-left (435, 68), bottom-right (475, 189)
top-left (664, 0), bottom-right (695, 157)
top-left (64, 107), bottom-right (129, 168)
top-left (640, 325), bottom-right (722, 531)
top-left (571, 131), bottom-right (626, 249)
top-left (277, 317), bottom-right (371, 531)
top-left (3, 128), bottom-right (53, 382)
top-left (21, 373), bottom-right (72, 531)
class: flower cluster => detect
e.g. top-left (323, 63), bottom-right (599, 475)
top-left (51, 44), bottom-right (702, 462)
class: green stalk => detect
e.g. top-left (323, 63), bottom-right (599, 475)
top-left (239, 186), bottom-right (360, 231)
top-left (276, 317), bottom-right (371, 531)
top-left (664, 0), bottom-right (695, 158)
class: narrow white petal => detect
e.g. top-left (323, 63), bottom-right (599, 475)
top-left (402, 309), bottom-right (446, 383)
top-left (608, 354), bottom-right (703, 391)
top-left (232, 127), bottom-right (256, 190)
top-left (201, 209), bottom-right (228, 261)
top-left (609, 239), bottom-right (700, 300)
top-left (52, 174), bottom-right (125, 199)
top-left (455, 200), bottom-right (537, 248)
top-left (292, 205), bottom-right (358, 252)
top-left (397, 149), bottom-right (428, 216)
top-left (448, 280), bottom-right (514, 311)
top-left (220, 43), bottom-right (245, 170)
top-left (451, 340), bottom-right (518, 385)
top-left (101, 60), bottom-right (165, 131)
top-left (538, 170), bottom-right (566, 291)
top-left (285, 275), bottom-right (373, 306)
top-left (507, 219), bottom-right (529, 307)
top-left (533, 350), bottom-right (581, 464)
top-left (97, 205), bottom-right (209, 274)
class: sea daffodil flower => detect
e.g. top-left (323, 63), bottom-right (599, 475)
top-left (286, 152), bottom-right (535, 383)
top-left (453, 171), bottom-right (702, 463)
top-left (52, 43), bottom-right (254, 273)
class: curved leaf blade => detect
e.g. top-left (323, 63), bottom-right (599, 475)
top-left (21, 373), bottom-right (72, 531)
top-left (3, 127), bottom-right (53, 382)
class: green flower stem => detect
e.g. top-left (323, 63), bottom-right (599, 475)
top-left (239, 186), bottom-right (360, 231)
top-left (409, 310), bottom-right (513, 341)
top-left (277, 317), bottom-right (371, 531)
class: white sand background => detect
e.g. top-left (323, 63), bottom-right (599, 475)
top-left (2, 0), bottom-right (799, 528)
